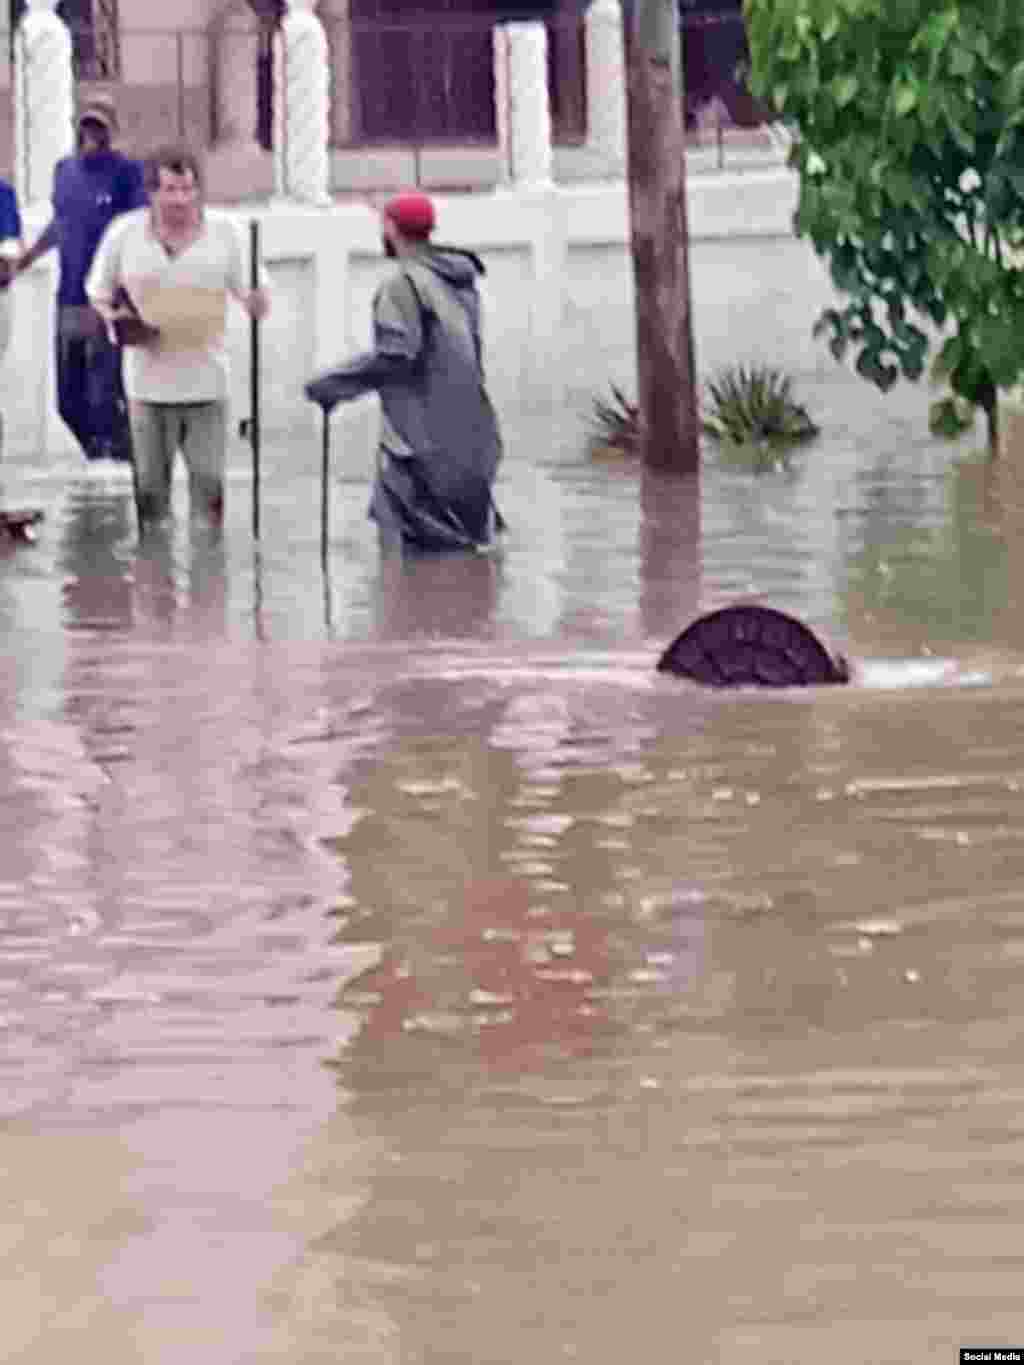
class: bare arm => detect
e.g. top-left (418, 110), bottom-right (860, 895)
top-left (16, 219), bottom-right (58, 273)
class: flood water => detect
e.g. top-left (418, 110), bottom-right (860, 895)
top-left (3, 386), bottom-right (1024, 1362)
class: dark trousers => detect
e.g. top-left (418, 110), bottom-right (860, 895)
top-left (56, 307), bottom-right (133, 461)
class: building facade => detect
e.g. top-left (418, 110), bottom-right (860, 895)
top-left (2, 1), bottom-right (759, 196)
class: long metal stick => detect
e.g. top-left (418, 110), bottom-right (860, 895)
top-left (321, 407), bottom-right (330, 566)
top-left (249, 219), bottom-right (262, 541)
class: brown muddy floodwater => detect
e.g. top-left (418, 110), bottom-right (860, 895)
top-left (3, 388), bottom-right (1024, 1363)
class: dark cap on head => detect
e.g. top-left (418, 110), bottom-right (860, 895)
top-left (382, 192), bottom-right (436, 240)
top-left (77, 94), bottom-right (118, 135)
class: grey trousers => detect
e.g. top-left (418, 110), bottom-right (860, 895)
top-left (129, 400), bottom-right (227, 525)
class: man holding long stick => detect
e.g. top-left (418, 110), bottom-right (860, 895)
top-left (305, 192), bottom-right (503, 555)
top-left (86, 144), bottom-right (270, 532)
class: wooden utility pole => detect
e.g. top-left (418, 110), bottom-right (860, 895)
top-left (623, 0), bottom-right (700, 473)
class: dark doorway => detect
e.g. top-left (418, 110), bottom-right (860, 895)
top-left (247, 0), bottom-right (284, 150)
top-left (679, 0), bottom-right (768, 127)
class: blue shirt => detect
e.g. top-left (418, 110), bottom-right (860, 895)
top-left (0, 179), bottom-right (21, 244)
top-left (52, 152), bottom-right (147, 305)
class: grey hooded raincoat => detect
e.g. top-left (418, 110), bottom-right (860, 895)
top-left (305, 246), bottom-right (503, 552)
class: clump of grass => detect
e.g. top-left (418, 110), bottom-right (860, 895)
top-left (587, 383), bottom-right (641, 458)
top-left (702, 364), bottom-right (820, 450)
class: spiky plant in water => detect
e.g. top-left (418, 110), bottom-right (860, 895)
top-left (702, 365), bottom-right (820, 451)
top-left (587, 383), bottom-right (641, 458)
top-left (588, 367), bottom-right (819, 465)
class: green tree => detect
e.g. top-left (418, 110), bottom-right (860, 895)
top-left (742, 0), bottom-right (1024, 454)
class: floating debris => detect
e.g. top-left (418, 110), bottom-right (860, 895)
top-left (67, 908), bottom-right (101, 937)
top-left (852, 919), bottom-right (903, 938)
top-left (401, 1012), bottom-right (463, 1036)
top-left (469, 989), bottom-right (515, 1007)
top-left (482, 927), bottom-right (521, 943)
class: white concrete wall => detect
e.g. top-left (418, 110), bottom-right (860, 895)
top-left (6, 169), bottom-right (852, 461)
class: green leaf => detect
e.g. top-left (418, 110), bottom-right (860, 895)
top-left (949, 46), bottom-right (977, 79)
top-left (910, 10), bottom-right (959, 58)
top-left (892, 81), bottom-right (919, 116)
top-left (832, 74), bottom-right (860, 108)
top-left (1006, 61), bottom-right (1024, 106)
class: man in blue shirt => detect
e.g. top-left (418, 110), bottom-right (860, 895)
top-left (14, 94), bottom-right (147, 463)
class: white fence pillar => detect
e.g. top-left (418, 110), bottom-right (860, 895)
top-left (274, 0), bottom-right (332, 206)
top-left (585, 0), bottom-right (626, 179)
top-left (14, 0), bottom-right (74, 211)
top-left (493, 26), bottom-right (511, 189)
top-left (494, 20), bottom-right (552, 190)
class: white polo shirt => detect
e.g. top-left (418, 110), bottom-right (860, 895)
top-left (86, 208), bottom-right (269, 404)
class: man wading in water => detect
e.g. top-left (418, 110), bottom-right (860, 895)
top-left (15, 95), bottom-right (146, 464)
top-left (86, 145), bottom-right (270, 531)
top-left (305, 192), bottom-right (504, 554)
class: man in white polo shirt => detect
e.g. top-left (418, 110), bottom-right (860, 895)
top-left (86, 144), bottom-right (270, 530)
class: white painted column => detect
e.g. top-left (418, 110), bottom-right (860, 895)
top-left (493, 26), bottom-right (512, 189)
top-left (585, 0), bottom-right (627, 179)
top-left (14, 0), bottom-right (74, 210)
top-left (494, 21), bottom-right (552, 190)
top-left (274, 0), bottom-right (332, 206)
top-left (214, 4), bottom-right (261, 150)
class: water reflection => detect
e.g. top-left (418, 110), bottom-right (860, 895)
top-left (58, 485), bottom-right (228, 639)
top-left (367, 550), bottom-right (503, 643)
top-left (328, 684), bottom-right (710, 1103)
top-left (841, 456), bottom-right (1004, 652)
top-left (638, 469), bottom-right (701, 642)
top-left (59, 489), bottom-right (136, 633)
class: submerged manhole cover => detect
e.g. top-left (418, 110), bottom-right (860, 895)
top-left (658, 605), bottom-right (849, 688)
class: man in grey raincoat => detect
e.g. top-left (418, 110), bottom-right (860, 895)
top-left (305, 193), bottom-right (504, 553)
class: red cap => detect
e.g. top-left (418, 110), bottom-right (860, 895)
top-left (382, 192), bottom-right (436, 239)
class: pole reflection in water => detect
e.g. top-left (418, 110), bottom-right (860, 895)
top-left (639, 468), bottom-right (702, 644)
